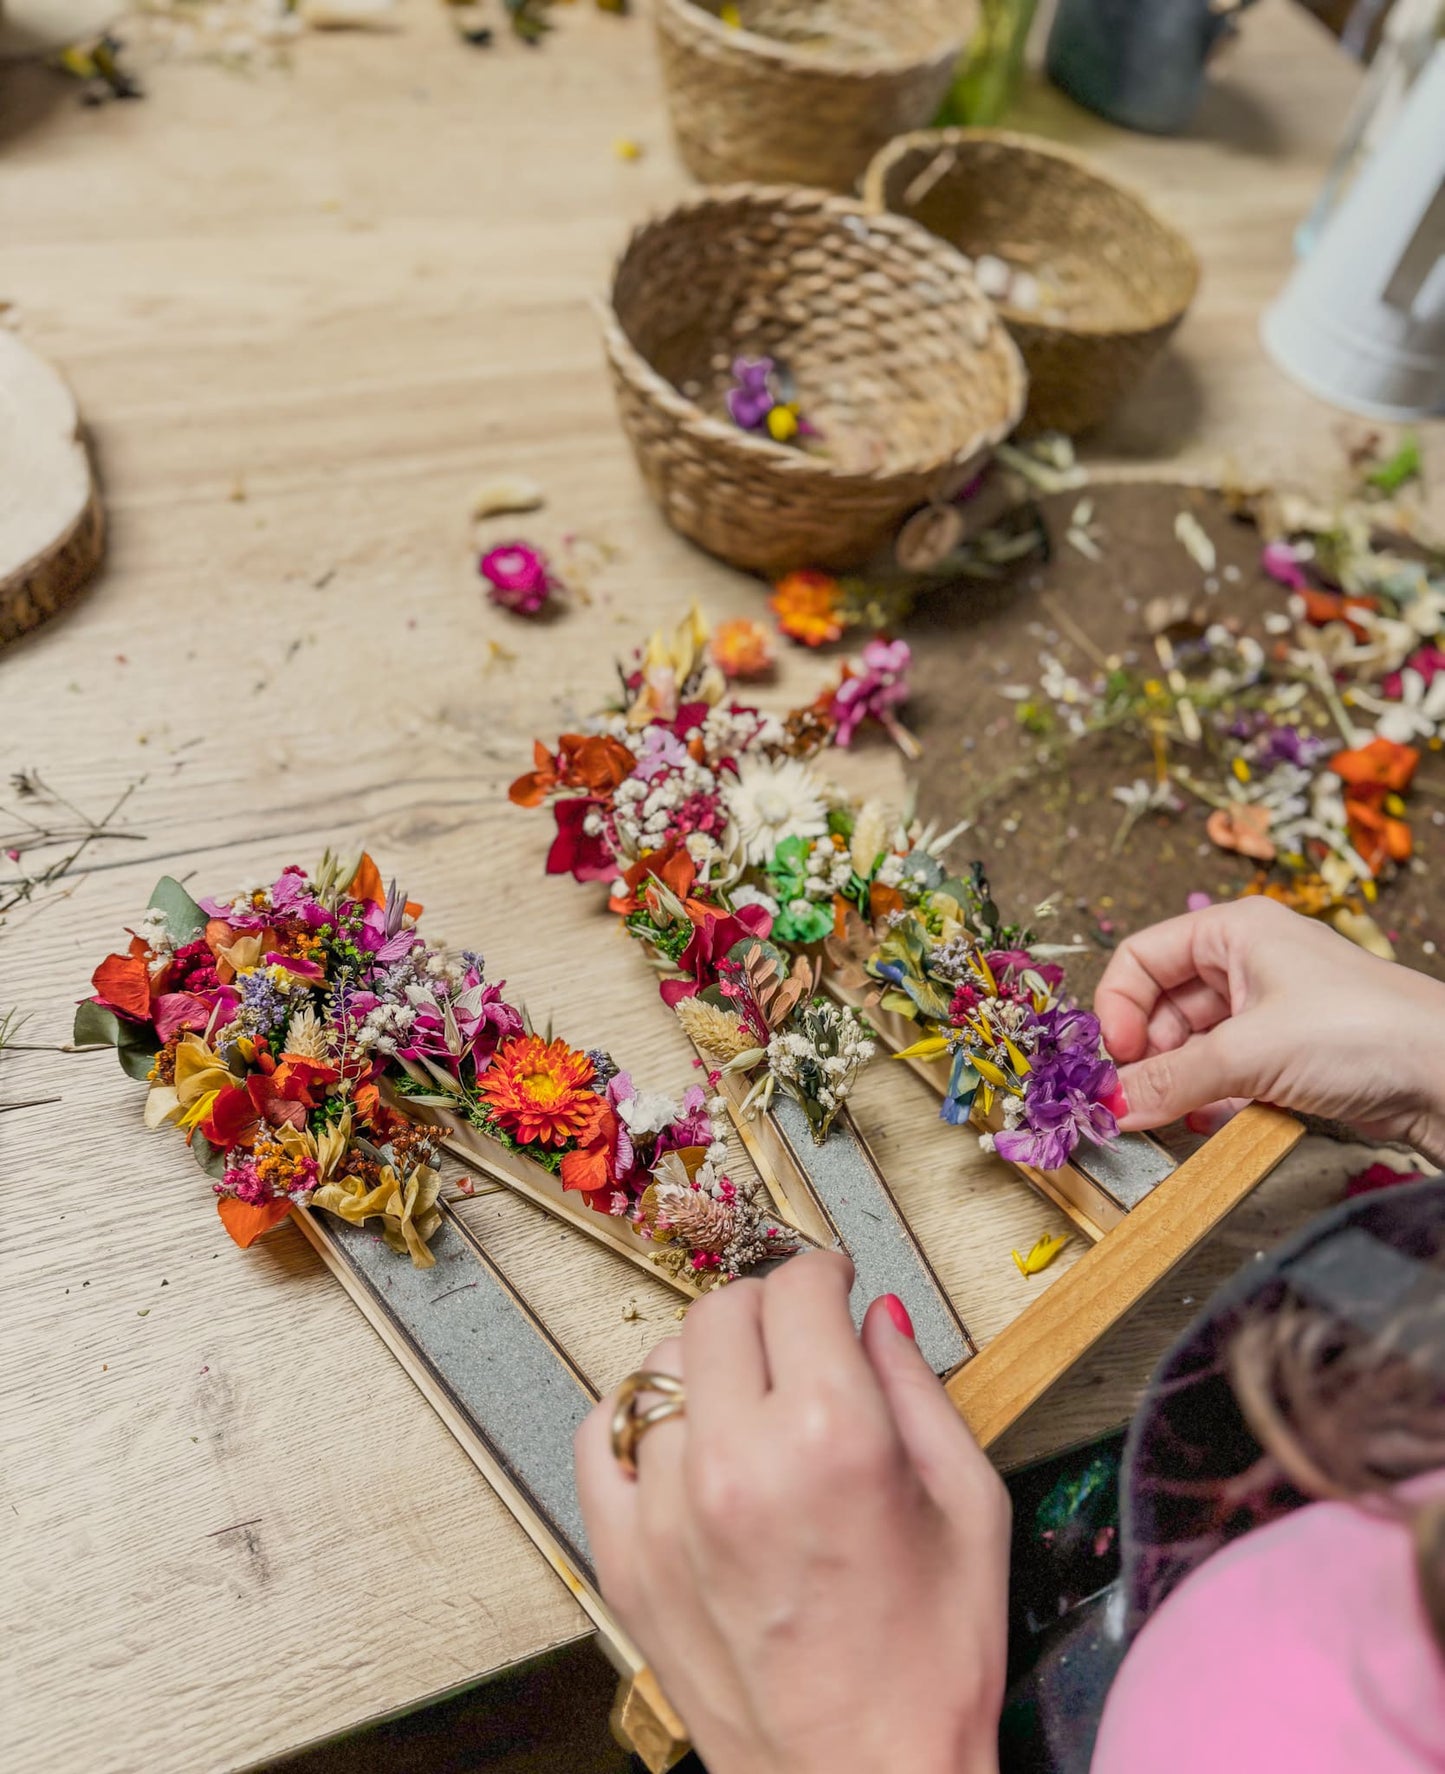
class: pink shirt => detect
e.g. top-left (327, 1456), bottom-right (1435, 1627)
top-left (1095, 1490), bottom-right (1445, 1772)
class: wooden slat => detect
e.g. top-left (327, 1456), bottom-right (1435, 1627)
top-left (947, 1104), bottom-right (1305, 1449)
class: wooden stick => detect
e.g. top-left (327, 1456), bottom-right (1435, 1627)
top-left (432, 1110), bottom-right (707, 1298)
top-left (947, 1104), bottom-right (1304, 1449)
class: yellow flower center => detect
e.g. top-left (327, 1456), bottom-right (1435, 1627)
top-left (519, 1066), bottom-right (567, 1105)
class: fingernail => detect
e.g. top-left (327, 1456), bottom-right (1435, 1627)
top-left (882, 1294), bottom-right (915, 1340)
top-left (1101, 1085), bottom-right (1129, 1119)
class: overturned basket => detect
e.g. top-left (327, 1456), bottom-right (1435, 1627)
top-left (655, 0), bottom-right (975, 193)
top-left (600, 185), bottom-right (1027, 574)
top-left (864, 129), bottom-right (1200, 435)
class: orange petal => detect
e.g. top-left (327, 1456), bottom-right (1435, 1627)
top-left (92, 953), bottom-right (155, 1022)
top-left (347, 853), bottom-right (385, 907)
top-left (217, 1195), bottom-right (293, 1249)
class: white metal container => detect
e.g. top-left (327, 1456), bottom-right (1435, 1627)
top-left (1263, 44), bottom-right (1445, 421)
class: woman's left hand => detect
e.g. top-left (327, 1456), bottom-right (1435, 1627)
top-left (575, 1250), bottom-right (1010, 1774)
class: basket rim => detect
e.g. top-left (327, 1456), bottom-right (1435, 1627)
top-left (600, 183), bottom-right (1028, 489)
top-left (862, 127), bottom-right (1202, 341)
top-left (655, 0), bottom-right (973, 79)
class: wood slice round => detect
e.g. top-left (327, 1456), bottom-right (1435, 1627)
top-left (0, 332), bottom-right (104, 648)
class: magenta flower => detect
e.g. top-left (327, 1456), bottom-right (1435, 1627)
top-left (831, 638), bottom-right (912, 748)
top-left (726, 357), bottom-right (776, 432)
top-left (480, 541), bottom-right (553, 616)
top-left (1261, 541), bottom-right (1309, 591)
top-left (1383, 643), bottom-right (1445, 701)
top-left (398, 969), bottom-right (524, 1074)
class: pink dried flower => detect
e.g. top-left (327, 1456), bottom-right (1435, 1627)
top-left (1383, 643), bottom-right (1445, 701)
top-left (480, 541), bottom-right (553, 616)
top-left (1261, 541), bottom-right (1309, 592)
top-left (831, 638), bottom-right (912, 748)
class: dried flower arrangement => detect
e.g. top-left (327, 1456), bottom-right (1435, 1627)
top-left (511, 607), bottom-right (1122, 1177)
top-left (79, 852), bottom-right (797, 1285)
top-left (826, 865), bottom-right (1122, 1171)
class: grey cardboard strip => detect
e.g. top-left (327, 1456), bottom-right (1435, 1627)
top-left (767, 1094), bottom-right (975, 1378)
top-left (1072, 1131), bottom-right (1178, 1211)
top-left (324, 1209), bottom-right (597, 1575)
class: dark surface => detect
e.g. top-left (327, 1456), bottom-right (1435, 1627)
top-left (258, 1638), bottom-right (631, 1774)
top-left (906, 481), bottom-right (1445, 1009)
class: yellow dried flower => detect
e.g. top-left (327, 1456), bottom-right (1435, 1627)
top-left (1012, 1232), bottom-right (1069, 1277)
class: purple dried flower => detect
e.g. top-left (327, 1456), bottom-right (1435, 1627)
top-left (725, 357), bottom-right (776, 432)
top-left (995, 1048), bottom-right (1119, 1171)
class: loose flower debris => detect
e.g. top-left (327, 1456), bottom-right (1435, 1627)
top-left (973, 485), bottom-right (1445, 960)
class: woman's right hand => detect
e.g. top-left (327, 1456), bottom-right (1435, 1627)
top-left (1095, 897), bottom-right (1445, 1166)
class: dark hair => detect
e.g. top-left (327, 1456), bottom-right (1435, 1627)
top-left (1227, 1293), bottom-right (1445, 1650)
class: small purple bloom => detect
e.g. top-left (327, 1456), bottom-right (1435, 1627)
top-left (632, 726), bottom-right (691, 782)
top-left (726, 357), bottom-right (776, 432)
top-left (1252, 724), bottom-right (1327, 769)
top-left (398, 967), bottom-right (524, 1072)
top-left (996, 1049), bottom-right (1119, 1171)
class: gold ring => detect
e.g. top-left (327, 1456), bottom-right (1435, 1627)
top-left (610, 1370), bottom-right (686, 1478)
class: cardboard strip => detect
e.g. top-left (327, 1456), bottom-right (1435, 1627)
top-left (295, 1201), bottom-right (599, 1583)
top-left (738, 1087), bottom-right (974, 1379)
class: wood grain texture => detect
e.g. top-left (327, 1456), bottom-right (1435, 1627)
top-left (0, 331), bottom-right (104, 645)
top-left (1, 1), bottom-right (1442, 1769)
top-left (949, 1105), bottom-right (1305, 1448)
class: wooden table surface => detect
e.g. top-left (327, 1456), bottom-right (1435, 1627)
top-left (2, 3), bottom-right (1441, 1769)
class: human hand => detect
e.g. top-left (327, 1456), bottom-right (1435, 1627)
top-left (575, 1251), bottom-right (1009, 1774)
top-left (1095, 897), bottom-right (1445, 1165)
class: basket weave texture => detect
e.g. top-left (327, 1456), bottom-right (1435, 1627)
top-left (864, 129), bottom-right (1200, 435)
top-left (655, 0), bottom-right (975, 193)
top-left (601, 185), bottom-right (1027, 574)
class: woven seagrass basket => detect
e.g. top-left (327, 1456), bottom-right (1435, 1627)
top-left (864, 129), bottom-right (1200, 435)
top-left (600, 185), bottom-right (1028, 574)
top-left (655, 0), bottom-right (976, 194)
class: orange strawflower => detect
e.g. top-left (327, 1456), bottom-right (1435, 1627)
top-left (1329, 736), bottom-right (1419, 795)
top-left (1343, 796), bottom-right (1412, 875)
top-left (770, 570), bottom-right (844, 648)
top-left (711, 617), bottom-right (775, 681)
top-left (479, 1035), bottom-right (602, 1148)
top-left (509, 733), bottom-right (636, 808)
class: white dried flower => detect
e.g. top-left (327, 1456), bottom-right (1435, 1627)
top-left (723, 757), bottom-right (828, 865)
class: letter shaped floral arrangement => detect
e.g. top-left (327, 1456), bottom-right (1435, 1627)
top-left (510, 608), bottom-right (1125, 1183)
top-left (80, 852), bottom-right (800, 1286)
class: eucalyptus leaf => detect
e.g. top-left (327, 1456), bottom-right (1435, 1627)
top-left (118, 1042), bottom-right (161, 1082)
top-left (147, 876), bottom-right (209, 945)
top-left (191, 1133), bottom-right (228, 1180)
top-left (73, 1000), bottom-right (121, 1048)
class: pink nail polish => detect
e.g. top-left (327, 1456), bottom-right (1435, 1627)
top-left (882, 1294), bottom-right (915, 1340)
top-left (1102, 1085), bottom-right (1130, 1119)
